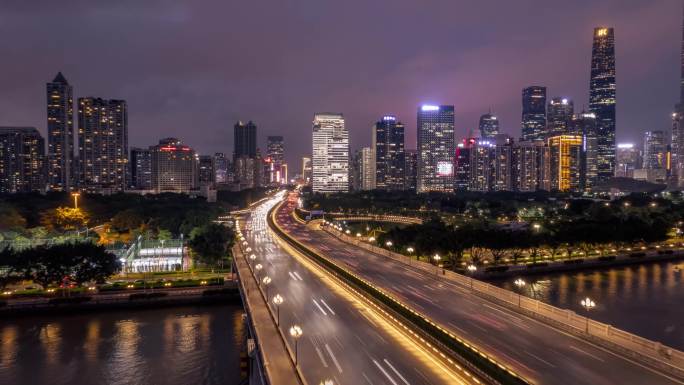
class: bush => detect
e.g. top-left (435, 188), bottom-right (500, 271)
top-left (48, 296), bottom-right (92, 305)
top-left (0, 300), bottom-right (6, 307)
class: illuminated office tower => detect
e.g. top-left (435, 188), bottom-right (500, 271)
top-left (454, 139), bottom-right (475, 191)
top-left (46, 72), bottom-right (74, 191)
top-left (150, 138), bottom-right (197, 192)
top-left (404, 150), bottom-right (417, 191)
top-left (267, 136), bottom-right (285, 184)
top-left (492, 135), bottom-right (515, 191)
top-left (589, 27), bottom-right (617, 181)
top-left (417, 105), bottom-right (455, 193)
top-left (643, 131), bottom-right (667, 170)
top-left (373, 115), bottom-right (405, 190)
top-left (130, 147), bottom-right (152, 190)
top-left (478, 113), bottom-right (499, 140)
top-left (548, 135), bottom-right (583, 192)
top-left (615, 143), bottom-right (640, 178)
top-left (572, 111), bottom-right (599, 190)
top-left (312, 113), bottom-right (349, 193)
top-left (77, 97), bottom-right (128, 192)
top-left (198, 155), bottom-right (215, 187)
top-left (514, 140), bottom-right (550, 192)
top-left (301, 156), bottom-right (312, 185)
top-left (546, 97), bottom-right (574, 137)
top-left (359, 147), bottom-right (375, 190)
top-left (672, 9), bottom-right (684, 188)
top-left (214, 152), bottom-right (229, 184)
top-left (0, 127), bottom-right (45, 193)
top-left (521, 86), bottom-right (547, 141)
top-left (233, 121), bottom-right (257, 160)
top-left (468, 139), bottom-right (494, 192)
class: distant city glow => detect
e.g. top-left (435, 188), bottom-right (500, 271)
top-left (421, 105), bottom-right (439, 111)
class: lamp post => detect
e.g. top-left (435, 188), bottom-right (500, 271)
top-left (71, 192), bottom-right (80, 209)
top-left (514, 278), bottom-right (526, 307)
top-left (249, 254), bottom-right (257, 266)
top-left (262, 276), bottom-right (271, 299)
top-left (467, 264), bottom-right (477, 289)
top-left (433, 254), bottom-right (441, 275)
top-left (272, 294), bottom-right (284, 325)
top-left (289, 325), bottom-right (303, 365)
top-left (581, 297), bottom-right (596, 334)
top-left (255, 264), bottom-right (263, 281)
top-left (406, 247), bottom-right (414, 264)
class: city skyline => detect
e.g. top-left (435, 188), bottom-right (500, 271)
top-left (0, 1), bottom-right (682, 169)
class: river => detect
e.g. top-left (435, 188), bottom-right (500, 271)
top-left (0, 305), bottom-right (246, 385)
top-left (495, 260), bottom-right (684, 350)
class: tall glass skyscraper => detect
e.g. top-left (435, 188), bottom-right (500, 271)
top-left (417, 105), bottom-right (455, 193)
top-left (233, 120), bottom-right (257, 160)
top-left (521, 86), bottom-right (546, 141)
top-left (312, 113), bottom-right (349, 193)
top-left (267, 136), bottom-right (285, 184)
top-left (589, 27), bottom-right (616, 181)
top-left (372, 115), bottom-right (405, 190)
top-left (478, 113), bottom-right (499, 140)
top-left (546, 97), bottom-right (574, 137)
top-left (46, 72), bottom-right (74, 191)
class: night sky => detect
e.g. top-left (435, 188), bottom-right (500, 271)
top-left (0, 0), bottom-right (682, 170)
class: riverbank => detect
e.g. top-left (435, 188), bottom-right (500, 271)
top-left (0, 284), bottom-right (242, 316)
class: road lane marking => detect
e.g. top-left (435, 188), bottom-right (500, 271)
top-left (384, 359), bottom-right (411, 385)
top-left (524, 350), bottom-right (556, 367)
top-left (293, 271), bottom-right (304, 281)
top-left (288, 272), bottom-right (297, 280)
top-left (325, 343), bottom-right (343, 374)
top-left (569, 345), bottom-right (606, 362)
top-left (373, 359), bottom-right (399, 385)
top-left (312, 299), bottom-right (328, 316)
top-left (315, 345), bottom-right (329, 368)
top-left (362, 372), bottom-right (375, 385)
top-left (320, 299), bottom-right (336, 315)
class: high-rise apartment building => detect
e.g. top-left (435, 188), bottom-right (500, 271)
top-left (521, 86), bottom-right (547, 141)
top-left (214, 152), bottom-right (229, 184)
top-left (404, 150), bottom-right (417, 191)
top-left (0, 127), bottom-right (45, 193)
top-left (301, 156), bottom-right (312, 185)
top-left (468, 140), bottom-right (494, 192)
top-left (492, 135), bottom-right (515, 191)
top-left (372, 115), bottom-right (405, 190)
top-left (590, 27), bottom-right (617, 181)
top-left (572, 112), bottom-right (599, 190)
top-left (548, 135), bottom-right (583, 192)
top-left (478, 113), bottom-right (500, 140)
top-left (417, 105), bottom-right (455, 193)
top-left (46, 72), bottom-right (74, 191)
top-left (454, 139), bottom-right (475, 191)
top-left (198, 155), bottom-right (215, 187)
top-left (312, 113), bottom-right (349, 193)
top-left (643, 130), bottom-right (667, 170)
top-left (514, 140), bottom-right (550, 191)
top-left (615, 143), bottom-right (640, 178)
top-left (358, 147), bottom-right (375, 190)
top-left (233, 121), bottom-right (257, 160)
top-left (77, 97), bottom-right (128, 192)
top-left (546, 98), bottom-right (574, 137)
top-left (672, 9), bottom-right (684, 188)
top-left (130, 147), bottom-right (152, 190)
top-left (150, 138), bottom-right (197, 192)
top-left (267, 136), bottom-right (285, 184)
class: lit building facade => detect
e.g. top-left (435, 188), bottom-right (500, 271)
top-left (373, 115), bottom-right (405, 190)
top-left (417, 105), bottom-right (455, 193)
top-left (404, 150), bottom-right (417, 191)
top-left (77, 97), bottom-right (128, 192)
top-left (0, 127), bottom-right (45, 193)
top-left (572, 112), bottom-right (599, 190)
top-left (46, 72), bottom-right (74, 191)
top-left (548, 135), bottom-right (583, 192)
top-left (267, 136), bottom-right (285, 184)
top-left (198, 155), bottom-right (215, 187)
top-left (478, 113), bottom-right (499, 140)
top-left (468, 140), bottom-right (494, 192)
top-left (130, 147), bottom-right (152, 190)
top-left (492, 135), bottom-right (515, 191)
top-left (359, 147), bottom-right (375, 190)
top-left (233, 121), bottom-right (257, 160)
top-left (521, 86), bottom-right (547, 141)
top-left (590, 27), bottom-right (617, 181)
top-left (312, 113), bottom-right (349, 193)
top-left (214, 152), bottom-right (229, 184)
top-left (642, 130), bottom-right (667, 171)
top-left (546, 97), bottom-right (574, 137)
top-left (150, 138), bottom-right (197, 192)
top-left (616, 143), bottom-right (640, 178)
top-left (454, 139), bottom-right (475, 191)
top-left (514, 140), bottom-right (550, 191)
top-left (301, 156), bottom-right (312, 185)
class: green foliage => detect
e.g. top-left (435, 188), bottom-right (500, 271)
top-left (110, 209), bottom-right (144, 232)
top-left (188, 223), bottom-right (235, 266)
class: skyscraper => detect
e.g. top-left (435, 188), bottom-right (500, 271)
top-left (130, 147), bottom-right (152, 190)
top-left (312, 113), bottom-right (349, 193)
top-left (150, 138), bottom-right (197, 192)
top-left (198, 155), bottom-right (215, 187)
top-left (358, 147), bottom-right (375, 190)
top-left (572, 111), bottom-right (599, 190)
top-left (372, 115), bottom-right (405, 190)
top-left (301, 156), bottom-right (312, 185)
top-left (548, 135), bottom-right (583, 192)
top-left (492, 135), bottom-right (515, 191)
top-left (616, 143), bottom-right (640, 178)
top-left (589, 27), bottom-right (617, 181)
top-left (468, 139), bottom-right (494, 192)
top-left (514, 140), bottom-right (550, 192)
top-left (77, 97), bottom-right (128, 192)
top-left (417, 105), bottom-right (455, 193)
top-left (233, 121), bottom-right (257, 160)
top-left (521, 86), bottom-right (547, 141)
top-left (478, 113), bottom-right (499, 140)
top-left (46, 72), bottom-right (74, 191)
top-left (266, 136), bottom-right (285, 184)
top-left (404, 150), bottom-right (417, 191)
top-left (454, 139), bottom-right (474, 191)
top-left (0, 127), bottom-right (45, 193)
top-left (214, 152), bottom-right (229, 184)
top-left (643, 130), bottom-right (667, 170)
top-left (546, 98), bottom-right (574, 137)
top-left (672, 7), bottom-right (684, 188)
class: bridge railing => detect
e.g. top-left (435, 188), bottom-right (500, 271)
top-left (323, 226), bottom-right (684, 379)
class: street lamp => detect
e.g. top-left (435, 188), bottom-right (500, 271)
top-left (533, 223), bottom-right (541, 231)
top-left (514, 278), bottom-right (526, 307)
top-left (433, 254), bottom-right (441, 275)
top-left (467, 264), bottom-right (477, 289)
top-left (386, 241), bottom-right (393, 248)
top-left (581, 297), bottom-right (596, 334)
top-left (262, 276), bottom-right (272, 299)
top-left (272, 294), bottom-right (284, 325)
top-left (369, 237), bottom-right (376, 242)
top-left (71, 192), bottom-right (80, 209)
top-left (289, 325), bottom-right (303, 365)
top-left (255, 263), bottom-right (263, 280)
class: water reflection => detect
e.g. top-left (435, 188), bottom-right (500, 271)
top-left (0, 305), bottom-right (245, 385)
top-left (497, 261), bottom-right (684, 350)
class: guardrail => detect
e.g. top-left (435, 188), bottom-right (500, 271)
top-left (271, 201), bottom-right (530, 385)
top-left (324, 226), bottom-right (684, 380)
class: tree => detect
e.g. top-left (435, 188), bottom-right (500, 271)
top-left (40, 207), bottom-right (88, 232)
top-left (0, 246), bottom-right (23, 289)
top-left (188, 223), bottom-right (235, 266)
top-left (68, 243), bottom-right (121, 284)
top-left (0, 204), bottom-right (26, 231)
top-left (111, 209), bottom-right (144, 232)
